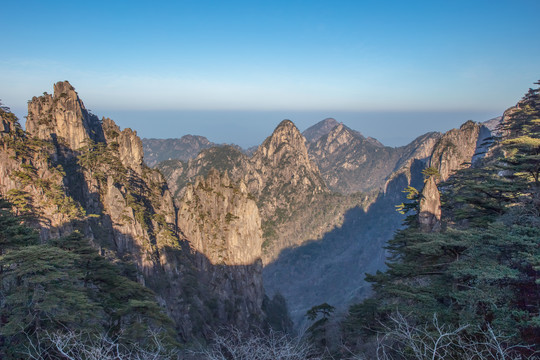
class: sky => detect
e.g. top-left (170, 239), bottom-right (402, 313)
top-left (1, 0), bottom-right (539, 148)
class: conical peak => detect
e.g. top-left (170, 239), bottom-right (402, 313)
top-left (275, 119), bottom-right (297, 131)
top-left (255, 119), bottom-right (310, 163)
top-left (320, 118), bottom-right (339, 128)
top-left (26, 81), bottom-right (104, 150)
top-left (266, 119), bottom-right (305, 145)
top-left (272, 119), bottom-right (303, 137)
top-left (303, 118), bottom-right (341, 142)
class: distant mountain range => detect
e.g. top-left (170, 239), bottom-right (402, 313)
top-left (148, 113), bottom-right (500, 327)
top-left (0, 80), bottom-right (504, 344)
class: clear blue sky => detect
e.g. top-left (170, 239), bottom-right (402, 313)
top-left (1, 0), bottom-right (539, 147)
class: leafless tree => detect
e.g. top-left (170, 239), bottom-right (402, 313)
top-left (351, 312), bottom-right (538, 360)
top-left (21, 328), bottom-right (180, 360)
top-left (193, 327), bottom-right (321, 360)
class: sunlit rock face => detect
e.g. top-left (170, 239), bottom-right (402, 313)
top-left (306, 118), bottom-right (443, 194)
top-left (417, 120), bottom-right (485, 232)
top-left (419, 176), bottom-right (442, 232)
top-left (26, 81), bottom-right (105, 150)
top-left (429, 120), bottom-right (482, 182)
top-left (178, 169), bottom-right (264, 329)
top-left (1, 81), bottom-right (267, 340)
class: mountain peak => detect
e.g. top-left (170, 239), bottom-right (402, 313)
top-left (275, 119), bottom-right (297, 131)
top-left (252, 119), bottom-right (326, 195)
top-left (53, 80), bottom-right (76, 96)
top-left (303, 118), bottom-right (341, 142)
top-left (256, 119), bottom-right (306, 160)
top-left (26, 81), bottom-right (104, 150)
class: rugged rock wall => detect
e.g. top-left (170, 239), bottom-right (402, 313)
top-left (429, 120), bottom-right (482, 182)
top-left (159, 120), bottom-right (365, 264)
top-left (418, 176), bottom-right (442, 232)
top-left (306, 119), bottom-right (443, 194)
top-left (248, 120), bottom-right (327, 218)
top-left (177, 170), bottom-right (264, 330)
top-left (0, 82), bottom-right (266, 340)
top-left (0, 106), bottom-right (80, 239)
top-left (25, 81), bottom-right (105, 150)
top-left (419, 120), bottom-right (485, 232)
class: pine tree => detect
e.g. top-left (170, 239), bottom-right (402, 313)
top-left (344, 81), bottom-right (540, 351)
top-left (0, 199), bottom-right (177, 358)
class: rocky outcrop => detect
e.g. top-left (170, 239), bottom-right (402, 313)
top-left (249, 120), bottom-right (327, 217)
top-left (25, 81), bottom-right (104, 150)
top-left (0, 109), bottom-right (17, 136)
top-left (102, 118), bottom-right (144, 174)
top-left (417, 121), bottom-right (484, 232)
top-left (0, 82), bottom-right (267, 341)
top-left (418, 176), bottom-right (442, 232)
top-left (177, 170), bottom-right (264, 329)
top-left (0, 106), bottom-right (81, 239)
top-left (429, 120), bottom-right (482, 181)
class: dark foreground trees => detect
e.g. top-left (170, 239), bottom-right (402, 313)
top-left (343, 82), bottom-right (540, 359)
top-left (0, 198), bottom-right (177, 359)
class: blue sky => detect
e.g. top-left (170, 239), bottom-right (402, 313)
top-left (1, 0), bottom-right (539, 147)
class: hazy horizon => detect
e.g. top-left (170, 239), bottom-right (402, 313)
top-left (2, 0), bottom-right (539, 147)
top-left (9, 105), bottom-right (502, 149)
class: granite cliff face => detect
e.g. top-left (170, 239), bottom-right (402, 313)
top-left (429, 120), bottom-right (482, 181)
top-left (0, 101), bottom-right (83, 239)
top-left (177, 170), bottom-right (264, 329)
top-left (158, 120), bottom-right (365, 264)
top-left (25, 81), bottom-right (105, 150)
top-left (0, 82), bottom-right (266, 340)
top-left (249, 120), bottom-right (327, 217)
top-left (418, 120), bottom-right (486, 232)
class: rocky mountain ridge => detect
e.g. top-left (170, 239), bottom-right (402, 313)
top-left (267, 118), bottom-right (495, 325)
top-left (306, 119), bottom-right (443, 194)
top-left (142, 135), bottom-right (217, 167)
top-left (158, 120), bottom-right (372, 265)
top-left (1, 80), bottom-right (502, 337)
top-left (0, 82), bottom-right (266, 340)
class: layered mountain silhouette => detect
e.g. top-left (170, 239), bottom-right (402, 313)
top-left (0, 81), bottom-right (502, 339)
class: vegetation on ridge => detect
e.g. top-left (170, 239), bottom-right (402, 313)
top-left (341, 81), bottom-right (540, 359)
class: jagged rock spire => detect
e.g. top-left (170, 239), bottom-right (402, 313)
top-left (26, 81), bottom-right (104, 150)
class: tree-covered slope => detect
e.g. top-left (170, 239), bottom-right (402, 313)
top-left (343, 81), bottom-right (540, 358)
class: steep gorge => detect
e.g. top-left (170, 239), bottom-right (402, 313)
top-left (1, 80), bottom-right (499, 339)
